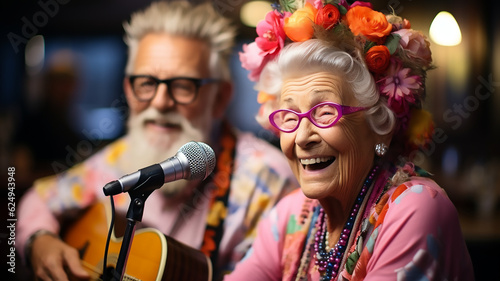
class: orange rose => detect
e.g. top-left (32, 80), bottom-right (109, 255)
top-left (365, 45), bottom-right (390, 73)
top-left (284, 2), bottom-right (317, 42)
top-left (346, 6), bottom-right (392, 44)
top-left (315, 4), bottom-right (340, 30)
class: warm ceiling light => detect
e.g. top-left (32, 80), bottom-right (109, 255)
top-left (429, 11), bottom-right (462, 46)
top-left (240, 1), bottom-right (272, 27)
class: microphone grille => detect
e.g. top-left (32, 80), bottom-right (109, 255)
top-left (179, 141), bottom-right (216, 180)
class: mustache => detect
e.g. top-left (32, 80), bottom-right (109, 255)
top-left (142, 108), bottom-right (183, 123)
top-left (129, 108), bottom-right (187, 127)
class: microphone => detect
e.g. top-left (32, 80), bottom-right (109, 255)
top-left (103, 141), bottom-right (216, 196)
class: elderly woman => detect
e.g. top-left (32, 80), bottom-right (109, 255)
top-left (226, 1), bottom-right (474, 280)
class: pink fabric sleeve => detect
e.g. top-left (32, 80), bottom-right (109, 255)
top-left (224, 191), bottom-right (303, 281)
top-left (16, 189), bottom-right (61, 262)
top-left (224, 209), bottom-right (283, 281)
top-left (364, 178), bottom-right (474, 280)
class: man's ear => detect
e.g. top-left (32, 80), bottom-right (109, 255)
top-left (212, 81), bottom-right (233, 119)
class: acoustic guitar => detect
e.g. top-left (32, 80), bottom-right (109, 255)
top-left (63, 202), bottom-right (212, 281)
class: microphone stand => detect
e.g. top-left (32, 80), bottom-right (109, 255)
top-left (110, 165), bottom-right (165, 281)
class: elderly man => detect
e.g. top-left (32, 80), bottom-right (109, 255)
top-left (17, 1), bottom-right (297, 280)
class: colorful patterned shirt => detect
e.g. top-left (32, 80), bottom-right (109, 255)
top-left (17, 131), bottom-right (298, 278)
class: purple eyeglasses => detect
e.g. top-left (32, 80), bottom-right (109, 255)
top-left (269, 102), bottom-right (367, 133)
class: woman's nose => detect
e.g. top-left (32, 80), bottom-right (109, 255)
top-left (294, 118), bottom-right (320, 148)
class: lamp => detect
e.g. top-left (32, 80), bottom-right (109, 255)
top-left (429, 11), bottom-right (462, 46)
top-left (240, 1), bottom-right (272, 27)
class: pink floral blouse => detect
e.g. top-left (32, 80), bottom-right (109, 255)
top-left (225, 176), bottom-right (474, 280)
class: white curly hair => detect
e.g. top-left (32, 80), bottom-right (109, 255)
top-left (257, 39), bottom-right (396, 137)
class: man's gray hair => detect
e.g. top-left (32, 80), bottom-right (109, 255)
top-left (123, 1), bottom-right (237, 80)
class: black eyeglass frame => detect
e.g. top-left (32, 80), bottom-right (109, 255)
top-left (128, 75), bottom-right (219, 104)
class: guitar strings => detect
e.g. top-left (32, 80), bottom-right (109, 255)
top-left (81, 260), bottom-right (103, 279)
top-left (81, 259), bottom-right (137, 281)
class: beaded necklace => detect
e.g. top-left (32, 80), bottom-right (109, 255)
top-left (314, 165), bottom-right (379, 281)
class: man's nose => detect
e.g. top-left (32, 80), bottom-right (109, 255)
top-left (150, 83), bottom-right (175, 111)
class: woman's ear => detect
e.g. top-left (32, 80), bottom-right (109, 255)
top-left (380, 131), bottom-right (394, 147)
top-left (212, 81), bottom-right (233, 119)
top-left (374, 130), bottom-right (394, 156)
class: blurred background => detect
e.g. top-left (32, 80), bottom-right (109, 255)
top-left (1, 0), bottom-right (499, 279)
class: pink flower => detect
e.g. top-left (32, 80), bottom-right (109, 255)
top-left (256, 10), bottom-right (290, 55)
top-left (338, 0), bottom-right (350, 10)
top-left (350, 1), bottom-right (374, 9)
top-left (379, 61), bottom-right (421, 114)
top-left (239, 42), bottom-right (268, 82)
top-left (313, 0), bottom-right (323, 9)
top-left (394, 29), bottom-right (432, 67)
top-left (387, 94), bottom-right (410, 118)
top-left (338, 0), bottom-right (373, 11)
top-left (239, 10), bottom-right (290, 81)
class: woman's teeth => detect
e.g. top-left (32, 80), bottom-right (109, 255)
top-left (300, 157), bottom-right (334, 165)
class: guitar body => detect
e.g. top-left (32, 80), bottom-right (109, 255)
top-left (64, 202), bottom-right (212, 281)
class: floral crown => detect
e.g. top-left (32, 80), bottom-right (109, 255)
top-left (240, 0), bottom-right (435, 155)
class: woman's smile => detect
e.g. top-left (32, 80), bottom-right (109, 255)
top-left (300, 156), bottom-right (336, 171)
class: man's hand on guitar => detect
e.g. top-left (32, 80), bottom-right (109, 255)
top-left (30, 233), bottom-right (91, 281)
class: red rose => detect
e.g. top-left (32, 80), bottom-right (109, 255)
top-left (365, 45), bottom-right (390, 73)
top-left (315, 4), bottom-right (340, 30)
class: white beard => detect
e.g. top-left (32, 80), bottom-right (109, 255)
top-left (122, 107), bottom-right (207, 198)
